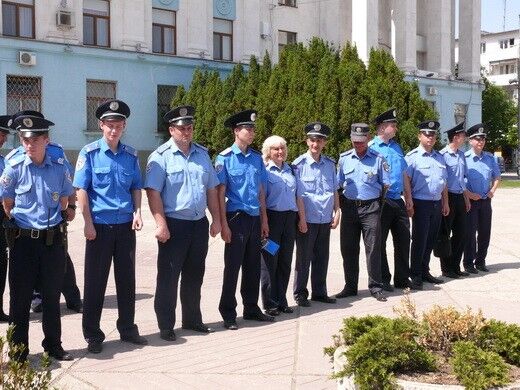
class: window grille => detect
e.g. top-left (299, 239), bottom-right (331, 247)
top-left (86, 80), bottom-right (116, 131)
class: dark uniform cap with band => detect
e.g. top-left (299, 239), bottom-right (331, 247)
top-left (95, 99), bottom-right (131, 120)
top-left (305, 122), bottom-right (330, 138)
top-left (446, 121), bottom-right (465, 138)
top-left (12, 114), bottom-right (54, 138)
top-left (373, 108), bottom-right (397, 126)
top-left (350, 123), bottom-right (370, 142)
top-left (466, 123), bottom-right (487, 139)
top-left (0, 115), bottom-right (12, 134)
top-left (224, 109), bottom-right (257, 128)
top-left (417, 120), bottom-right (440, 132)
top-left (164, 105), bottom-right (195, 125)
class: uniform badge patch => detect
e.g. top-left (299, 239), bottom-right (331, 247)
top-left (383, 162), bottom-right (390, 172)
top-left (215, 162), bottom-right (224, 174)
top-left (76, 156), bottom-right (86, 171)
top-left (146, 163), bottom-right (152, 173)
top-left (109, 101), bottom-right (119, 111)
top-left (58, 157), bottom-right (64, 164)
top-left (0, 175), bottom-right (11, 188)
top-left (52, 192), bottom-right (59, 202)
top-left (65, 170), bottom-right (72, 183)
top-left (23, 118), bottom-right (33, 128)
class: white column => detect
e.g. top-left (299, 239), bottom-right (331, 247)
top-left (120, 0), bottom-right (148, 51)
top-left (183, 0), bottom-right (211, 58)
top-left (391, 0), bottom-right (416, 72)
top-left (351, 0), bottom-right (379, 63)
top-left (425, 0), bottom-right (452, 76)
top-left (236, 0), bottom-right (260, 63)
top-left (458, 0), bottom-right (481, 82)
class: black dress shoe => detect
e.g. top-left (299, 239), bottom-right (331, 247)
top-left (182, 323), bottom-right (214, 333)
top-left (382, 283), bottom-right (394, 292)
top-left (223, 320), bottom-right (238, 330)
top-left (87, 341), bottom-right (103, 354)
top-left (456, 270), bottom-right (470, 277)
top-left (296, 299), bottom-right (311, 307)
top-left (410, 279), bottom-right (423, 290)
top-left (423, 273), bottom-right (444, 284)
top-left (371, 291), bottom-right (387, 302)
top-left (265, 308), bottom-right (281, 316)
top-left (66, 302), bottom-right (83, 313)
top-left (394, 280), bottom-right (413, 289)
top-left (279, 306), bottom-right (294, 314)
top-left (243, 312), bottom-right (275, 322)
top-left (335, 289), bottom-right (357, 299)
top-left (0, 311), bottom-right (10, 322)
top-left (465, 266), bottom-right (479, 274)
top-left (310, 295), bottom-right (337, 304)
top-left (121, 334), bottom-right (148, 345)
top-left (442, 271), bottom-right (460, 279)
top-left (160, 330), bottom-right (177, 341)
top-left (46, 347), bottom-right (73, 361)
top-left (476, 265), bottom-right (489, 272)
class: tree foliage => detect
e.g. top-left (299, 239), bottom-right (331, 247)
top-left (171, 38), bottom-right (438, 159)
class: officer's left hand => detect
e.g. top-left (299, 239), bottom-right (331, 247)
top-left (210, 220), bottom-right (221, 237)
top-left (132, 213), bottom-right (143, 231)
top-left (330, 212), bottom-right (340, 229)
top-left (487, 190), bottom-right (495, 199)
top-left (261, 221), bottom-right (269, 239)
top-left (442, 203), bottom-right (450, 217)
top-left (65, 207), bottom-right (76, 221)
top-left (465, 200), bottom-right (471, 213)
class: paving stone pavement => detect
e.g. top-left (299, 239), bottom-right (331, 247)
top-left (1, 189), bottom-right (520, 389)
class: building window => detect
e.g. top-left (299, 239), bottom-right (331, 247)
top-left (278, 0), bottom-right (297, 6)
top-left (152, 8), bottom-right (176, 54)
top-left (499, 39), bottom-right (509, 49)
top-left (454, 103), bottom-right (467, 125)
top-left (157, 85), bottom-right (177, 132)
top-left (6, 75), bottom-right (41, 114)
top-left (278, 30), bottom-right (297, 53)
top-left (83, 0), bottom-right (110, 47)
top-left (213, 18), bottom-right (232, 61)
top-left (1, 0), bottom-right (35, 39)
top-left (480, 42), bottom-right (486, 53)
top-left (86, 80), bottom-right (116, 131)
top-left (510, 38), bottom-right (515, 46)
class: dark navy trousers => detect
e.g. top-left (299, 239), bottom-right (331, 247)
top-left (440, 193), bottom-right (467, 273)
top-left (0, 208), bottom-right (8, 315)
top-left (464, 198), bottom-right (492, 268)
top-left (260, 210), bottom-right (296, 310)
top-left (155, 217), bottom-right (209, 331)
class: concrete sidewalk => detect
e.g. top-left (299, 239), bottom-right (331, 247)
top-left (2, 189), bottom-right (520, 390)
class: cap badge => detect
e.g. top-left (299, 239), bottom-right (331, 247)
top-left (478, 127), bottom-right (483, 132)
top-left (109, 101), bottom-right (119, 111)
top-left (23, 118), bottom-right (33, 128)
top-left (428, 121), bottom-right (434, 128)
top-left (7, 119), bottom-right (12, 127)
top-left (356, 127), bottom-right (362, 133)
top-left (251, 113), bottom-right (256, 122)
top-left (314, 123), bottom-right (321, 131)
top-left (180, 108), bottom-right (188, 117)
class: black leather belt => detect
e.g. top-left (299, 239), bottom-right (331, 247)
top-left (16, 225), bottom-right (62, 239)
top-left (345, 198), bottom-right (379, 207)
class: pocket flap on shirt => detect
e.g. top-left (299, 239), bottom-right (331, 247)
top-left (93, 167), bottom-right (110, 174)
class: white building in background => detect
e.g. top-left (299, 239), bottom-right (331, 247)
top-left (0, 0), bottom-right (483, 157)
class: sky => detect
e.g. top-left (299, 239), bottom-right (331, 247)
top-left (481, 0), bottom-right (520, 33)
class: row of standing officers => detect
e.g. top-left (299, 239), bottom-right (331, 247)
top-left (0, 102), bottom-right (500, 362)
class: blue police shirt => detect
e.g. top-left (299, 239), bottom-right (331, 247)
top-left (0, 156), bottom-right (4, 176)
top-left (337, 148), bottom-right (390, 200)
top-left (465, 150), bottom-right (500, 199)
top-left (0, 153), bottom-right (73, 229)
top-left (145, 139), bottom-right (219, 220)
top-left (215, 143), bottom-right (267, 217)
top-left (405, 145), bottom-right (447, 201)
top-left (293, 152), bottom-right (337, 224)
top-left (440, 145), bottom-right (467, 194)
top-left (265, 161), bottom-right (298, 212)
top-left (73, 137), bottom-right (142, 224)
top-left (368, 136), bottom-right (407, 200)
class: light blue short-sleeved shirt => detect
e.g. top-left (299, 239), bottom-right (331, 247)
top-left (145, 139), bottom-right (219, 220)
top-left (337, 148), bottom-right (390, 200)
top-left (293, 152), bottom-right (337, 224)
top-left (368, 136), bottom-right (407, 200)
top-left (265, 161), bottom-right (298, 212)
top-left (214, 143), bottom-right (268, 217)
top-left (73, 137), bottom-right (142, 224)
top-left (405, 145), bottom-right (447, 201)
top-left (465, 150), bottom-right (500, 199)
top-left (440, 145), bottom-right (467, 194)
top-left (0, 153), bottom-right (73, 229)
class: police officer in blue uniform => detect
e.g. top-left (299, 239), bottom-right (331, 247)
top-left (292, 122), bottom-right (339, 307)
top-left (439, 122), bottom-right (471, 279)
top-left (74, 99), bottom-right (147, 353)
top-left (463, 124), bottom-right (500, 273)
top-left (215, 109), bottom-right (274, 330)
top-left (0, 113), bottom-right (74, 361)
top-left (336, 123), bottom-right (390, 302)
top-left (405, 121), bottom-right (449, 289)
top-left (368, 109), bottom-right (414, 291)
top-left (145, 105), bottom-right (221, 341)
top-left (5, 110), bottom-right (82, 314)
top-left (0, 115), bottom-right (11, 322)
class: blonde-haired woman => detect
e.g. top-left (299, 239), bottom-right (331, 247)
top-left (260, 135), bottom-right (299, 316)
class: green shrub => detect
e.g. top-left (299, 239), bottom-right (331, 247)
top-left (340, 318), bottom-right (437, 390)
top-left (477, 320), bottom-right (520, 366)
top-left (451, 341), bottom-right (509, 390)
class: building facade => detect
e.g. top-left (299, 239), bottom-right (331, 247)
top-left (0, 0), bottom-right (483, 157)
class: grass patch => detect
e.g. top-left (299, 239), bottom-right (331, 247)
top-left (499, 179), bottom-right (520, 188)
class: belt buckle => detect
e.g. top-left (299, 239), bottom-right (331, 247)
top-left (30, 229), bottom-right (40, 239)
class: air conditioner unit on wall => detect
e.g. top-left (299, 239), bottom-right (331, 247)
top-left (19, 51), bottom-right (36, 66)
top-left (56, 9), bottom-right (75, 28)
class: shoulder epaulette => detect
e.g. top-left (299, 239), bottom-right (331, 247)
top-left (464, 150), bottom-right (472, 157)
top-left (406, 149), bottom-right (418, 156)
top-left (323, 155), bottom-right (336, 164)
top-left (219, 147), bottom-right (232, 156)
top-left (194, 142), bottom-right (208, 152)
top-left (292, 155), bottom-right (305, 165)
top-left (340, 150), bottom-right (352, 157)
top-left (48, 141), bottom-right (63, 149)
top-left (7, 153), bottom-right (25, 167)
top-left (47, 143), bottom-right (66, 159)
top-left (250, 148), bottom-right (261, 155)
top-left (5, 147), bottom-right (22, 161)
top-left (156, 142), bottom-right (171, 155)
top-left (85, 141), bottom-right (100, 153)
top-left (484, 151), bottom-right (493, 157)
top-left (122, 144), bottom-right (138, 157)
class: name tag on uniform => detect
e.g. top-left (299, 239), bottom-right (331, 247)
top-left (262, 238), bottom-right (280, 256)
